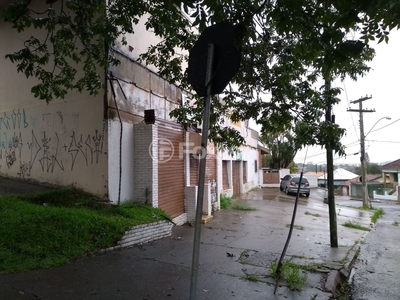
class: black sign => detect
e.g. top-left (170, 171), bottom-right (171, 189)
top-left (188, 21), bottom-right (241, 97)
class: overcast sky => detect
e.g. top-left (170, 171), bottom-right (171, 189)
top-left (294, 29), bottom-right (400, 166)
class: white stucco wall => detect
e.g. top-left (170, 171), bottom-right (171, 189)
top-left (217, 128), bottom-right (259, 197)
top-left (108, 120), bottom-right (135, 203)
top-left (0, 4), bottom-right (107, 196)
top-left (115, 13), bottom-right (190, 74)
top-left (303, 174), bottom-right (318, 188)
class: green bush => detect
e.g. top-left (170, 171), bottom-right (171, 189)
top-left (220, 194), bottom-right (233, 209)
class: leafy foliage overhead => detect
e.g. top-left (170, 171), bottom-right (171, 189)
top-left (2, 0), bottom-right (400, 153)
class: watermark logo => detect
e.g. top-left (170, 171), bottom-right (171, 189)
top-left (149, 138), bottom-right (174, 163)
top-left (149, 138), bottom-right (208, 163)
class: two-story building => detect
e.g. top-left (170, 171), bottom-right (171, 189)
top-left (0, 1), bottom-right (261, 224)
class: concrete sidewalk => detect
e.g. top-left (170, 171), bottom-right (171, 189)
top-left (351, 201), bottom-right (400, 300)
top-left (0, 186), bottom-right (373, 299)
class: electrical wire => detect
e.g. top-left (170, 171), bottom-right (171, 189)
top-left (367, 118), bottom-right (400, 135)
top-left (343, 81), bottom-right (359, 138)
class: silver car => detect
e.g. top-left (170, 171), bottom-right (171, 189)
top-left (279, 175), bottom-right (310, 197)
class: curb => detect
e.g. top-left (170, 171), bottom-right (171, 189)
top-left (324, 244), bottom-right (360, 297)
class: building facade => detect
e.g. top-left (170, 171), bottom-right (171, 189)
top-left (0, 1), bottom-right (261, 223)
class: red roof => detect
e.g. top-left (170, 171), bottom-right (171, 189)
top-left (340, 174), bottom-right (382, 186)
top-left (305, 171), bottom-right (325, 177)
top-left (381, 159), bottom-right (400, 170)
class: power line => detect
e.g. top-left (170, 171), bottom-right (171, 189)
top-left (367, 118), bottom-right (400, 135)
top-left (367, 140), bottom-right (400, 144)
top-left (343, 81), bottom-right (358, 138)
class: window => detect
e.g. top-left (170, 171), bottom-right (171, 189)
top-left (222, 160), bottom-right (229, 189)
top-left (243, 161), bottom-right (247, 184)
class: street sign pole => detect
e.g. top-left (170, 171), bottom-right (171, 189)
top-left (189, 43), bottom-right (214, 300)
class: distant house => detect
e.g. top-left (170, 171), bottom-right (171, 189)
top-left (318, 168), bottom-right (358, 193)
top-left (342, 174), bottom-right (385, 198)
top-left (381, 159), bottom-right (400, 187)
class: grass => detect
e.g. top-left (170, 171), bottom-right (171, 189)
top-left (371, 208), bottom-right (384, 223)
top-left (0, 187), bottom-right (170, 273)
top-left (342, 221), bottom-right (371, 231)
top-left (242, 275), bottom-right (259, 282)
top-left (305, 211), bottom-right (321, 217)
top-left (393, 221), bottom-right (399, 226)
top-left (270, 260), bottom-right (307, 291)
top-left (232, 204), bottom-right (257, 211)
top-left (346, 205), bottom-right (378, 211)
top-left (220, 194), bottom-right (233, 209)
top-left (286, 224), bottom-right (304, 230)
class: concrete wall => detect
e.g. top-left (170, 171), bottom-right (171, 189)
top-left (373, 186), bottom-right (399, 201)
top-left (0, 2), bottom-right (107, 197)
top-left (115, 13), bottom-right (190, 74)
top-left (303, 174), bottom-right (318, 188)
top-left (106, 51), bottom-right (183, 208)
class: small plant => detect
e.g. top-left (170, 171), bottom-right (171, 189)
top-left (285, 263), bottom-right (307, 291)
top-left (270, 260), bottom-right (307, 291)
top-left (335, 281), bottom-right (353, 300)
top-left (354, 249), bottom-right (360, 259)
top-left (305, 211), bottom-right (321, 217)
top-left (232, 204), bottom-right (257, 211)
top-left (242, 275), bottom-right (259, 282)
top-left (393, 221), bottom-right (399, 226)
top-left (303, 263), bottom-right (324, 272)
top-left (270, 260), bottom-right (278, 277)
top-left (343, 221), bottom-right (371, 231)
top-left (220, 194), bottom-right (233, 209)
top-left (286, 224), bottom-right (304, 230)
top-left (371, 208), bottom-right (384, 223)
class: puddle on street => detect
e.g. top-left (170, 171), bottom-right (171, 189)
top-left (337, 207), bottom-right (368, 218)
top-left (276, 195), bottom-right (308, 205)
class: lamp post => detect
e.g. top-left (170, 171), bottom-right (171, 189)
top-left (365, 116), bottom-right (391, 138)
top-left (361, 116), bottom-right (391, 207)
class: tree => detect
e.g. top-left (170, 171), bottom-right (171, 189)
top-left (355, 163), bottom-right (382, 175)
top-left (261, 132), bottom-right (298, 169)
top-left (2, 0), bottom-right (400, 153)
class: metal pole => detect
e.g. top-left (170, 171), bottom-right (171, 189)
top-left (274, 171), bottom-right (304, 294)
top-left (189, 43), bottom-right (214, 300)
top-left (348, 96), bottom-right (374, 207)
top-left (359, 101), bottom-right (369, 207)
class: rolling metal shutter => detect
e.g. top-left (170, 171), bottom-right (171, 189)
top-left (158, 122), bottom-right (185, 218)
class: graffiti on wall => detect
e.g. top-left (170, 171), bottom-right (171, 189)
top-left (0, 109), bottom-right (29, 130)
top-left (0, 109), bottom-right (105, 178)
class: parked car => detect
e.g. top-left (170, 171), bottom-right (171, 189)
top-left (280, 175), bottom-right (310, 197)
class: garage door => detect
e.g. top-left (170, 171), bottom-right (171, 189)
top-left (190, 148), bottom-right (217, 186)
top-left (158, 123), bottom-right (185, 218)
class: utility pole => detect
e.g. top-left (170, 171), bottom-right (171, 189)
top-left (347, 96), bottom-right (375, 208)
top-left (325, 79), bottom-right (338, 248)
